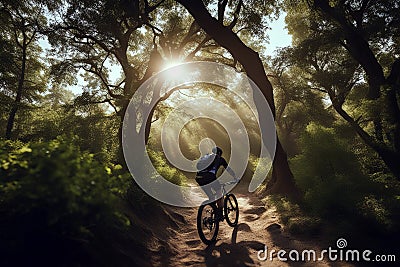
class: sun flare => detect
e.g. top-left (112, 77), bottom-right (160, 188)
top-left (162, 59), bottom-right (182, 70)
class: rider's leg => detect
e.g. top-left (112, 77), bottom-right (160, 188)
top-left (216, 197), bottom-right (224, 211)
top-left (198, 173), bottom-right (224, 220)
top-left (213, 185), bottom-right (224, 220)
top-left (203, 185), bottom-right (223, 220)
top-left (215, 183), bottom-right (223, 209)
top-left (196, 172), bottom-right (214, 200)
top-left (206, 184), bottom-right (222, 211)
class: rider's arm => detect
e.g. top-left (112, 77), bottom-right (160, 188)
top-left (221, 157), bottom-right (237, 179)
top-left (225, 166), bottom-right (236, 178)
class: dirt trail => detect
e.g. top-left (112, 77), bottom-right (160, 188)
top-left (149, 187), bottom-right (354, 267)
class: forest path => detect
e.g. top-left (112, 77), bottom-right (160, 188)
top-left (149, 186), bottom-right (354, 267)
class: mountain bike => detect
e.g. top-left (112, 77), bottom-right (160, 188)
top-left (197, 180), bottom-right (239, 245)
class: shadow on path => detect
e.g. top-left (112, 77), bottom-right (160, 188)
top-left (196, 223), bottom-right (264, 267)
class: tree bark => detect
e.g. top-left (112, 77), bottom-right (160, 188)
top-left (313, 0), bottom-right (400, 179)
top-left (267, 139), bottom-right (300, 197)
top-left (386, 59), bottom-right (400, 153)
top-left (313, 0), bottom-right (385, 99)
top-left (333, 104), bottom-right (400, 179)
top-left (6, 41), bottom-right (27, 140)
top-left (176, 0), bottom-right (301, 199)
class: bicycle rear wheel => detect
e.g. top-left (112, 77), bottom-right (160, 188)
top-left (197, 202), bottom-right (219, 245)
top-left (224, 194), bottom-right (239, 227)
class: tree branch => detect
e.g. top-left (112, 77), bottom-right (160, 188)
top-left (176, 0), bottom-right (275, 114)
top-left (177, 20), bottom-right (202, 51)
top-left (387, 58), bottom-right (400, 85)
top-left (218, 0), bottom-right (228, 23)
top-left (146, 0), bottom-right (167, 13)
top-left (228, 0), bottom-right (243, 29)
top-left (81, 63), bottom-right (124, 99)
top-left (185, 35), bottom-right (212, 60)
top-left (313, 0), bottom-right (384, 99)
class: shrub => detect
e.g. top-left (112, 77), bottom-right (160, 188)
top-left (0, 137), bottom-right (131, 266)
top-left (289, 123), bottom-right (400, 248)
top-left (290, 123), bottom-right (370, 219)
top-left (147, 148), bottom-right (186, 185)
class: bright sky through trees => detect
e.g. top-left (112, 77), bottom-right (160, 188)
top-left (265, 14), bottom-right (292, 56)
top-left (39, 13), bottom-right (292, 96)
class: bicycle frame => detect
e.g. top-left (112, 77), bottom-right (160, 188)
top-left (197, 180), bottom-right (239, 244)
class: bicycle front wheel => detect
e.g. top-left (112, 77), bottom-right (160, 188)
top-left (224, 194), bottom-right (239, 227)
top-left (197, 202), bottom-right (219, 245)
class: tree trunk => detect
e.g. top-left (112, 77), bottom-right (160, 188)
top-left (313, 0), bottom-right (385, 99)
top-left (314, 0), bottom-right (400, 180)
top-left (266, 139), bottom-right (301, 198)
top-left (117, 102), bottom-right (129, 169)
top-left (376, 148), bottom-right (400, 180)
top-left (176, 0), bottom-right (301, 199)
top-left (334, 104), bottom-right (400, 180)
top-left (6, 42), bottom-right (27, 140)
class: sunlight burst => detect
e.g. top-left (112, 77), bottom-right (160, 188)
top-left (160, 59), bottom-right (188, 83)
top-left (162, 59), bottom-right (182, 71)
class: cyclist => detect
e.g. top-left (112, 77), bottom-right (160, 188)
top-left (195, 146), bottom-right (237, 221)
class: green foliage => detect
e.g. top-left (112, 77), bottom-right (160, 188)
top-left (291, 123), bottom-right (371, 219)
top-left (147, 148), bottom-right (186, 186)
top-left (0, 137), bottom-right (131, 265)
top-left (290, 123), bottom-right (400, 241)
top-left (265, 195), bottom-right (322, 236)
top-left (13, 102), bottom-right (120, 162)
top-left (284, 0), bottom-right (400, 179)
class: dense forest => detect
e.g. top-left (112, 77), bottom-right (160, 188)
top-left (1, 0), bottom-right (399, 266)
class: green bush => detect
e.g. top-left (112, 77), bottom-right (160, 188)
top-left (0, 138), bottom-right (131, 266)
top-left (147, 148), bottom-right (186, 185)
top-left (266, 195), bottom-right (322, 236)
top-left (289, 123), bottom-right (400, 248)
top-left (290, 123), bottom-right (371, 219)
